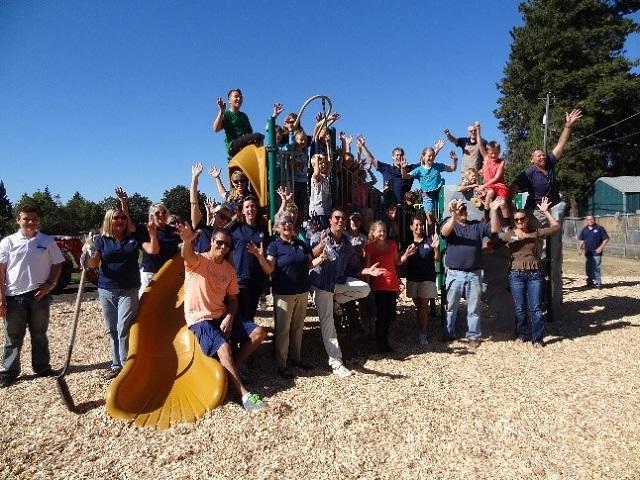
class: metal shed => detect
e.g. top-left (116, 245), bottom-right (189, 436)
top-left (581, 176), bottom-right (640, 215)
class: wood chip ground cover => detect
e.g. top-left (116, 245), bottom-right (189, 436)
top-left (1, 252), bottom-right (639, 479)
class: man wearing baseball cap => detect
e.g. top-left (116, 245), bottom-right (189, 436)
top-left (440, 198), bottom-right (501, 348)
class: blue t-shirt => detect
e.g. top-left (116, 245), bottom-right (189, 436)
top-left (578, 224), bottom-right (609, 256)
top-left (513, 153), bottom-right (560, 209)
top-left (229, 222), bottom-right (269, 287)
top-left (266, 237), bottom-right (311, 295)
top-left (95, 234), bottom-right (142, 289)
top-left (309, 230), bottom-right (353, 292)
top-left (376, 161), bottom-right (419, 205)
top-left (411, 163), bottom-right (446, 193)
top-left (136, 224), bottom-right (181, 273)
top-left (443, 219), bottom-right (491, 271)
top-left (404, 238), bottom-right (436, 282)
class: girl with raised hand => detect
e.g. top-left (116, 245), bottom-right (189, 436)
top-left (400, 139), bottom-right (455, 216)
top-left (475, 122), bottom-right (510, 218)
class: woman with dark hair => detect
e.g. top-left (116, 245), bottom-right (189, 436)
top-left (84, 188), bottom-right (159, 379)
top-left (229, 196), bottom-right (271, 320)
top-left (491, 197), bottom-right (559, 347)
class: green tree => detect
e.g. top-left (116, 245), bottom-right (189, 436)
top-left (0, 181), bottom-right (13, 236)
top-left (496, 0), bottom-right (640, 213)
top-left (161, 185), bottom-right (206, 224)
top-left (64, 192), bottom-right (105, 233)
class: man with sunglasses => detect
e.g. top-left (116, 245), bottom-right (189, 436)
top-left (178, 225), bottom-right (267, 412)
top-left (441, 199), bottom-right (501, 348)
top-left (310, 209), bottom-right (386, 377)
top-left (0, 205), bottom-right (65, 387)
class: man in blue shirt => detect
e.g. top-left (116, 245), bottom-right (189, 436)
top-left (356, 136), bottom-right (418, 207)
top-left (578, 215), bottom-right (609, 288)
top-left (441, 198), bottom-right (500, 348)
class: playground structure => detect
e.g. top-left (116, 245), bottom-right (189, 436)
top-left (52, 235), bottom-right (98, 292)
top-left (104, 94), bottom-right (563, 428)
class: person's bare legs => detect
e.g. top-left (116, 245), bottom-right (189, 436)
top-left (484, 189), bottom-right (495, 211)
top-left (217, 342), bottom-right (249, 396)
top-left (234, 326), bottom-right (267, 369)
top-left (414, 298), bottom-right (429, 333)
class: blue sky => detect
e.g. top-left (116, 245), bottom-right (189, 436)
top-left (1, 1), bottom-right (638, 205)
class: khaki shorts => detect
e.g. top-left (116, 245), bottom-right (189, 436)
top-left (405, 280), bottom-right (437, 299)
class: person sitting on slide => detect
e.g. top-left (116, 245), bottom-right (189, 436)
top-left (212, 88), bottom-right (265, 158)
top-left (178, 224), bottom-right (267, 412)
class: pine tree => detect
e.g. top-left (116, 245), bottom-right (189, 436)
top-left (496, 0), bottom-right (640, 213)
top-left (0, 181), bottom-right (14, 236)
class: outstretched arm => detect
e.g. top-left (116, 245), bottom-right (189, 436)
top-left (443, 128), bottom-right (458, 145)
top-left (475, 123), bottom-right (487, 159)
top-left (552, 108), bottom-right (583, 159)
top-left (115, 187), bottom-right (136, 234)
top-left (209, 166), bottom-right (229, 199)
top-left (178, 223), bottom-right (199, 264)
top-left (190, 163), bottom-right (204, 227)
top-left (443, 150), bottom-right (458, 173)
top-left (356, 135), bottom-right (379, 169)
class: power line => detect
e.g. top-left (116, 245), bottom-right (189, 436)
top-left (573, 110), bottom-right (640, 143)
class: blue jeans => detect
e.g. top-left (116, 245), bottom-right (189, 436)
top-left (98, 288), bottom-right (139, 369)
top-left (445, 269), bottom-right (482, 340)
top-left (585, 254), bottom-right (602, 286)
top-left (509, 270), bottom-right (544, 343)
top-left (2, 291), bottom-right (52, 379)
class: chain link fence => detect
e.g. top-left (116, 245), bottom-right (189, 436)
top-left (563, 214), bottom-right (640, 258)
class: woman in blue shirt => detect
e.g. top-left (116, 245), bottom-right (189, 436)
top-left (85, 190), bottom-right (159, 379)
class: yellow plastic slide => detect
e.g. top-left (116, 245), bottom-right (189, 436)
top-left (228, 144), bottom-right (268, 207)
top-left (106, 254), bottom-right (227, 429)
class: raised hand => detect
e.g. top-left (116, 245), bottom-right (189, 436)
top-left (246, 241), bottom-right (264, 258)
top-left (431, 233), bottom-right (440, 249)
top-left (404, 243), bottom-right (418, 257)
top-left (147, 220), bottom-right (158, 236)
top-left (449, 151), bottom-right (458, 162)
top-left (114, 186), bottom-right (128, 204)
top-left (434, 138), bottom-right (445, 152)
top-left (565, 108), bottom-right (583, 128)
top-left (209, 166), bottom-right (221, 178)
top-left (205, 196), bottom-right (216, 213)
top-left (216, 96), bottom-right (225, 111)
top-left (272, 103), bottom-right (283, 118)
top-left (177, 223), bottom-right (197, 243)
top-left (489, 197), bottom-right (505, 211)
top-left (192, 162), bottom-right (203, 178)
top-left (356, 135), bottom-right (366, 148)
top-left (537, 196), bottom-right (551, 212)
top-left (448, 198), bottom-right (464, 214)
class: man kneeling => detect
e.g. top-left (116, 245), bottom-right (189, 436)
top-left (178, 224), bottom-right (267, 411)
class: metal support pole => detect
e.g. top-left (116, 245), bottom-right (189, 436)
top-left (267, 116), bottom-right (277, 223)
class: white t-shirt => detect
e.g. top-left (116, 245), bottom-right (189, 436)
top-left (0, 231), bottom-right (65, 296)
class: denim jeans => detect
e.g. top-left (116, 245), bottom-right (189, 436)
top-left (509, 270), bottom-right (544, 343)
top-left (445, 269), bottom-right (482, 340)
top-left (2, 291), bottom-right (52, 378)
top-left (585, 254), bottom-right (602, 286)
top-left (98, 288), bottom-right (139, 369)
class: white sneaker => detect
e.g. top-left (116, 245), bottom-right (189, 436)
top-left (418, 333), bottom-right (429, 346)
top-left (332, 364), bottom-right (352, 378)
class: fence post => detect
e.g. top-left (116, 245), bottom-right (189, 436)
top-left (624, 214), bottom-right (628, 258)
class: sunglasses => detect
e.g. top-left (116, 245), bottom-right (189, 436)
top-left (232, 180), bottom-right (247, 185)
top-left (112, 216), bottom-right (127, 220)
top-left (154, 210), bottom-right (167, 216)
top-left (332, 215), bottom-right (344, 221)
top-left (279, 220), bottom-right (294, 226)
top-left (514, 216), bottom-right (527, 222)
top-left (214, 239), bottom-right (232, 248)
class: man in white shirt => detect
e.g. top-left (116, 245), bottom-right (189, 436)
top-left (0, 205), bottom-right (65, 387)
